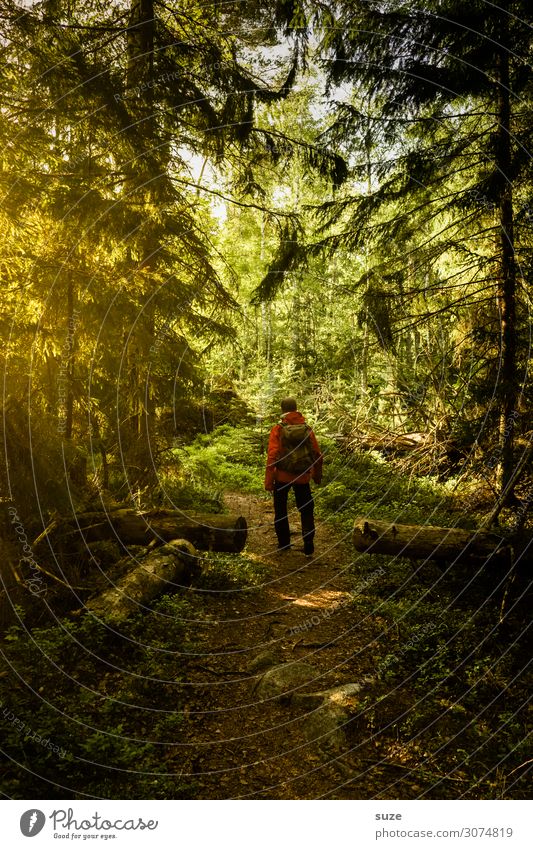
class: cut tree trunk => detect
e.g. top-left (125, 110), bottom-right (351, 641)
top-left (85, 538), bottom-right (199, 624)
top-left (337, 431), bottom-right (429, 455)
top-left (495, 37), bottom-right (518, 497)
top-left (353, 517), bottom-right (512, 566)
top-left (33, 509), bottom-right (247, 557)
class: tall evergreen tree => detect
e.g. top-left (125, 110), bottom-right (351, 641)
top-left (311, 0), bottom-right (533, 495)
top-left (0, 0), bottom-right (305, 500)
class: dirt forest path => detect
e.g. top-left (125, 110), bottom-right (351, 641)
top-left (174, 491), bottom-right (386, 800)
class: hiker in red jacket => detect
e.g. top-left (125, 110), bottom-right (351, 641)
top-left (265, 398), bottom-right (323, 556)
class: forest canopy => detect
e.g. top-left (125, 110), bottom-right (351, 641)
top-left (1, 0), bottom-right (531, 510)
top-left (0, 0), bottom-right (532, 804)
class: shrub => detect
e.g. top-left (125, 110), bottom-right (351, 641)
top-left (0, 594), bottom-right (196, 799)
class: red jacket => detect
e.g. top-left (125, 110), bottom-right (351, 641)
top-left (265, 411), bottom-right (323, 491)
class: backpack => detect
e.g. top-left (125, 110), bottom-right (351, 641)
top-left (276, 423), bottom-right (316, 474)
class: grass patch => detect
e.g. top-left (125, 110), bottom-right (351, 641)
top-left (175, 424), bottom-right (266, 496)
top-left (316, 437), bottom-right (467, 533)
top-left (196, 551), bottom-right (270, 592)
top-left (0, 595), bottom-right (198, 799)
top-left (344, 545), bottom-right (532, 799)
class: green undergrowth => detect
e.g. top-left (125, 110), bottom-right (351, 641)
top-left (0, 547), bottom-right (273, 799)
top-left (152, 457), bottom-right (224, 514)
top-left (196, 551), bottom-right (270, 592)
top-left (324, 434), bottom-right (533, 799)
top-left (176, 425), bottom-right (468, 535)
top-left (345, 549), bottom-right (532, 799)
top-left (316, 436), bottom-right (467, 532)
top-left (174, 424), bottom-right (267, 499)
top-left (0, 595), bottom-right (198, 799)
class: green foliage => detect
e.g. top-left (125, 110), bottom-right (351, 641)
top-left (197, 551), bottom-right (269, 592)
top-left (177, 424), bottom-right (266, 496)
top-left (0, 0), bottom-right (307, 503)
top-left (0, 594), bottom-right (197, 799)
top-left (347, 537), bottom-right (532, 799)
top-left (154, 456), bottom-right (224, 514)
top-left (317, 438), bottom-right (464, 530)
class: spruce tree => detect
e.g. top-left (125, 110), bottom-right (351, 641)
top-left (312, 0), bottom-right (533, 496)
top-left (0, 0), bottom-right (304, 497)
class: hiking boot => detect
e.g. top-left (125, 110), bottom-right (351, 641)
top-left (276, 543), bottom-right (292, 552)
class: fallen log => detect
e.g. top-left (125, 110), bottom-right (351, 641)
top-left (353, 517), bottom-right (512, 566)
top-left (337, 431), bottom-right (429, 455)
top-left (85, 539), bottom-right (200, 624)
top-left (34, 509), bottom-right (247, 556)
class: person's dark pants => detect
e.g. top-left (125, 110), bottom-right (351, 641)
top-left (273, 481), bottom-right (315, 553)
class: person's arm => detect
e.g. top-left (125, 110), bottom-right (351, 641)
top-left (310, 431), bottom-right (323, 484)
top-left (265, 425), bottom-right (280, 491)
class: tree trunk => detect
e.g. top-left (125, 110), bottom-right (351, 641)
top-left (85, 538), bottom-right (200, 624)
top-left (127, 0), bottom-right (154, 95)
top-left (353, 517), bottom-right (512, 566)
top-left (360, 111), bottom-right (373, 396)
top-left (125, 0), bottom-right (159, 485)
top-left (495, 38), bottom-right (518, 497)
top-left (34, 510), bottom-right (248, 556)
top-left (64, 271), bottom-right (75, 440)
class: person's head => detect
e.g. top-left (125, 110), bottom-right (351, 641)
top-left (280, 397), bottom-right (297, 413)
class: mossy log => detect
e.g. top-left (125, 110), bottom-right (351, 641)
top-left (353, 517), bottom-right (512, 566)
top-left (34, 509), bottom-right (247, 556)
top-left (85, 539), bottom-right (200, 624)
